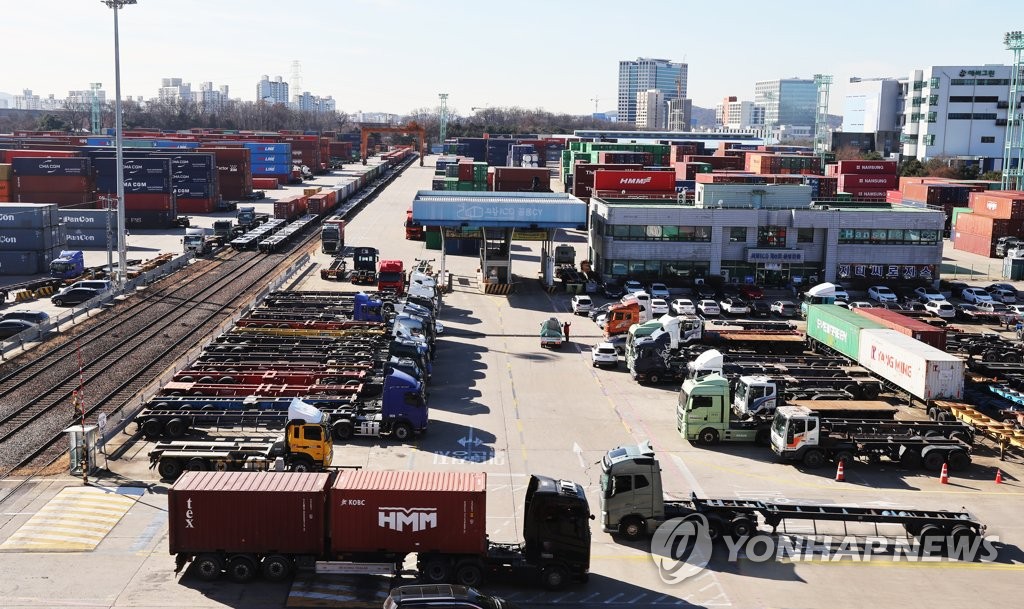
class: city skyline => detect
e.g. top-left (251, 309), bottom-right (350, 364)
top-left (0, 0), bottom-right (1019, 117)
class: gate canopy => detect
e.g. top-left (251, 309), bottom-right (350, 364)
top-left (411, 191), bottom-right (587, 228)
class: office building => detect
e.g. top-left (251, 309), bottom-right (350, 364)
top-left (257, 75), bottom-right (289, 105)
top-left (754, 78), bottom-right (817, 128)
top-left (667, 98), bottom-right (693, 131)
top-left (158, 78), bottom-right (192, 104)
top-left (839, 77), bottom-right (903, 156)
top-left (715, 96), bottom-right (765, 129)
top-left (636, 89), bottom-right (665, 130)
top-left (618, 57), bottom-right (687, 125)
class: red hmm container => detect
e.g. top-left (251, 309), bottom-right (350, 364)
top-left (592, 170), bottom-right (676, 194)
top-left (571, 163), bottom-right (642, 198)
top-left (853, 307), bottom-right (946, 350)
top-left (168, 471), bottom-right (330, 556)
top-left (329, 470), bottom-right (487, 556)
top-left (836, 160), bottom-right (898, 174)
top-left (968, 190), bottom-right (1024, 220)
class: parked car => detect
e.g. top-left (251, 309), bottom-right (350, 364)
top-left (879, 302), bottom-right (905, 311)
top-left (987, 286), bottom-right (1018, 304)
top-left (589, 302), bottom-right (615, 321)
top-left (719, 297), bottom-right (750, 316)
top-left (648, 282), bottom-right (670, 299)
top-left (867, 286), bottom-right (898, 303)
top-left (623, 280), bottom-right (645, 295)
top-left (0, 310), bottom-right (50, 325)
top-left (749, 299), bottom-right (771, 317)
top-left (650, 298), bottom-right (670, 315)
top-left (1007, 304), bottom-right (1024, 317)
top-left (848, 301), bottom-right (875, 309)
top-left (832, 287), bottom-right (850, 301)
top-left (770, 300), bottom-right (797, 317)
top-left (384, 585), bottom-right (517, 609)
top-left (956, 303), bottom-right (982, 321)
top-left (595, 314), bottom-right (608, 330)
top-left (961, 287), bottom-right (994, 304)
top-left (697, 299), bottom-right (720, 317)
top-left (670, 298), bottom-right (696, 315)
top-left (51, 287), bottom-right (100, 307)
top-left (0, 319), bottom-right (38, 339)
top-left (987, 283), bottom-right (1019, 296)
top-left (55, 280), bottom-right (112, 296)
top-left (924, 299), bottom-right (956, 319)
top-left (571, 294), bottom-right (592, 315)
top-left (914, 286), bottom-right (946, 302)
top-left (605, 333), bottom-right (628, 355)
top-left (738, 284), bottom-right (764, 299)
top-left (601, 282), bottom-right (625, 299)
top-left (977, 301), bottom-right (1011, 315)
top-left (591, 342), bottom-right (619, 368)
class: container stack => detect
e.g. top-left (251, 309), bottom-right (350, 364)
top-left (571, 163), bottom-right (643, 200)
top-left (10, 156), bottom-right (96, 207)
top-left (59, 209), bottom-right (118, 248)
top-left (508, 144), bottom-right (538, 168)
top-left (831, 160), bottom-right (898, 202)
top-left (747, 153), bottom-right (819, 175)
top-left (492, 167), bottom-right (552, 192)
top-left (281, 135), bottom-right (322, 173)
top-left (162, 152), bottom-right (220, 213)
top-left (0, 203), bottom-right (66, 275)
top-left (953, 191), bottom-right (1024, 257)
top-left (244, 142), bottom-right (292, 186)
top-left (441, 161), bottom-right (489, 191)
top-left (94, 157), bottom-right (177, 229)
top-left (199, 147), bottom-right (253, 202)
top-left (0, 163), bottom-right (9, 202)
top-left (802, 175), bottom-right (839, 200)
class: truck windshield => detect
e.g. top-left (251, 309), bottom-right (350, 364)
top-left (771, 412), bottom-right (787, 437)
top-left (678, 389), bottom-right (689, 411)
top-left (735, 381), bottom-right (748, 405)
top-left (379, 272), bottom-right (403, 283)
top-left (51, 262), bottom-right (73, 272)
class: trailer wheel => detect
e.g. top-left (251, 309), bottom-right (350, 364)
top-left (187, 458), bottom-right (209, 472)
top-left (213, 460), bottom-right (229, 472)
top-left (158, 458), bottom-right (183, 480)
top-left (918, 524), bottom-right (944, 554)
top-left (937, 411), bottom-right (953, 422)
top-left (178, 376), bottom-right (194, 383)
top-left (419, 557), bottom-right (451, 584)
top-left (142, 419), bottom-right (163, 439)
top-left (333, 420), bottom-right (354, 441)
top-left (289, 457), bottom-right (314, 473)
top-left (730, 517), bottom-right (755, 538)
top-left (927, 407), bottom-right (939, 421)
top-left (861, 384), bottom-right (880, 400)
top-left (949, 524), bottom-right (975, 551)
top-left (899, 449), bottom-right (922, 469)
top-left (843, 384), bottom-right (861, 399)
top-left (802, 450), bottom-right (826, 469)
top-left (453, 561), bottom-right (483, 587)
top-left (698, 428), bottom-right (720, 445)
top-left (194, 554), bottom-right (223, 581)
top-left (922, 450), bottom-right (946, 471)
top-left (620, 517), bottom-right (647, 541)
top-left (705, 516), bottom-right (724, 541)
top-left (260, 555), bottom-right (292, 582)
top-left (950, 431), bottom-right (971, 446)
top-left (947, 450), bottom-right (971, 471)
top-left (218, 376), bottom-right (235, 384)
top-left (199, 376), bottom-right (215, 384)
top-left (542, 564), bottom-right (569, 590)
top-left (227, 555), bottom-right (258, 583)
top-left (165, 418), bottom-right (187, 439)
top-left (392, 422), bottom-right (414, 442)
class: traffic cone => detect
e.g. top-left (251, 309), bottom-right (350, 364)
top-left (939, 462), bottom-right (949, 484)
top-left (995, 469), bottom-right (1003, 484)
top-left (835, 459), bottom-right (846, 482)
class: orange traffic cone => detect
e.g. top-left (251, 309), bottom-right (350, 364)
top-left (835, 459), bottom-right (846, 482)
top-left (995, 469), bottom-right (1003, 484)
top-left (939, 462), bottom-right (949, 484)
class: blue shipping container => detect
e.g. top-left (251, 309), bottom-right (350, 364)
top-left (172, 184), bottom-right (212, 198)
top-left (242, 142), bottom-right (291, 154)
top-left (11, 157), bottom-right (91, 177)
top-left (250, 153), bottom-right (291, 164)
top-left (86, 137), bottom-right (114, 146)
top-left (251, 164), bottom-right (291, 175)
top-left (94, 157), bottom-right (170, 177)
top-left (96, 176), bottom-right (171, 194)
top-left (154, 140), bottom-right (200, 149)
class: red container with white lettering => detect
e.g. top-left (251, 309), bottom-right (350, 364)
top-left (592, 170), bottom-right (676, 194)
top-left (329, 470), bottom-right (487, 556)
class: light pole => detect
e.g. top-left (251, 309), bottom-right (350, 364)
top-left (102, 0), bottom-right (135, 289)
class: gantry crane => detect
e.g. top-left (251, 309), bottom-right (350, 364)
top-left (360, 121), bottom-right (426, 166)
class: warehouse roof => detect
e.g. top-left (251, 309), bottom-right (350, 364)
top-left (411, 190), bottom-right (587, 227)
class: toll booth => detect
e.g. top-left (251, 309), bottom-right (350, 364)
top-left (63, 425), bottom-right (99, 476)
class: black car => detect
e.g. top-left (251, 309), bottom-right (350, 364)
top-left (955, 303), bottom-right (982, 322)
top-left (749, 300), bottom-right (771, 317)
top-left (385, 585), bottom-right (517, 609)
top-left (0, 310), bottom-right (50, 324)
top-left (51, 287), bottom-right (100, 307)
top-left (589, 302), bottom-right (615, 321)
top-left (601, 282), bottom-right (625, 299)
top-left (0, 319), bottom-right (37, 339)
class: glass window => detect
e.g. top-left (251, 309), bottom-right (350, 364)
top-left (729, 227), bottom-right (747, 242)
top-left (887, 229), bottom-right (904, 242)
top-left (691, 395), bottom-right (713, 409)
top-left (871, 229), bottom-right (887, 243)
top-left (629, 260), bottom-right (646, 275)
top-left (982, 136), bottom-right (996, 143)
top-left (634, 475), bottom-right (650, 490)
top-left (662, 225), bottom-right (679, 241)
top-left (693, 226), bottom-right (711, 242)
top-left (758, 226), bottom-right (787, 247)
top-left (303, 426), bottom-right (322, 441)
top-left (839, 228), bottom-right (855, 242)
top-left (645, 225), bottom-right (662, 239)
top-left (679, 226), bottom-right (696, 241)
top-left (854, 229), bottom-right (871, 242)
top-left (646, 260), bottom-right (660, 274)
top-left (921, 230), bottom-right (939, 243)
top-left (629, 225), bottom-right (646, 240)
top-left (612, 225), bottom-right (629, 238)
top-left (613, 475), bottom-right (633, 494)
top-left (797, 228), bottom-right (814, 243)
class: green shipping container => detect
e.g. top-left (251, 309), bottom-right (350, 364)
top-left (425, 229), bottom-right (442, 250)
top-left (456, 182), bottom-right (474, 191)
top-left (806, 305), bottom-right (886, 361)
top-left (951, 207), bottom-right (972, 229)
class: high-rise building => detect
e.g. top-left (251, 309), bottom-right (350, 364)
top-left (67, 88), bottom-right (106, 106)
top-left (754, 78), bottom-right (817, 128)
top-left (292, 92), bottom-right (336, 113)
top-left (618, 57), bottom-right (687, 125)
top-left (14, 89), bottom-right (42, 110)
top-left (715, 96), bottom-right (765, 129)
top-left (636, 89), bottom-right (665, 130)
top-left (843, 77), bottom-right (901, 133)
top-left (195, 82), bottom-right (230, 112)
top-left (667, 98), bottom-right (692, 131)
top-left (158, 78), bottom-right (192, 103)
top-left (257, 75), bottom-right (289, 105)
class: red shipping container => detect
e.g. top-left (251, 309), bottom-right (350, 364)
top-left (169, 471), bottom-right (329, 556)
top-left (952, 231), bottom-right (997, 257)
top-left (13, 175), bottom-right (92, 193)
top-left (844, 188), bottom-right (888, 200)
top-left (955, 213), bottom-right (1024, 238)
top-left (592, 170), bottom-right (676, 194)
top-left (329, 470), bottom-right (486, 556)
top-left (838, 174), bottom-right (897, 191)
top-left (176, 198), bottom-right (218, 214)
top-left (572, 163), bottom-right (642, 198)
top-left (2, 149), bottom-right (78, 160)
top-left (695, 173), bottom-right (766, 185)
top-left (457, 162), bottom-right (474, 182)
top-left (682, 155), bottom-right (743, 170)
top-left (15, 192), bottom-right (95, 206)
top-left (853, 308), bottom-right (946, 350)
top-left (886, 190), bottom-right (903, 203)
top-left (307, 193), bottom-right (331, 215)
top-left (836, 160), bottom-right (897, 174)
top-left (252, 177), bottom-right (280, 189)
top-left (0, 182), bottom-right (8, 197)
top-left (968, 190), bottom-right (1024, 220)
top-left (124, 193), bottom-right (174, 212)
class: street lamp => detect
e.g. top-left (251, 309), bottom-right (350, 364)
top-left (101, 0), bottom-right (136, 289)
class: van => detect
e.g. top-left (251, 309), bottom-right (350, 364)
top-left (57, 280), bottom-right (112, 295)
top-left (384, 584), bottom-right (516, 609)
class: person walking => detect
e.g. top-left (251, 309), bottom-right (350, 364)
top-left (562, 320), bottom-right (571, 343)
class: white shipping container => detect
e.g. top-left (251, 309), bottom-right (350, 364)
top-left (857, 329), bottom-right (964, 400)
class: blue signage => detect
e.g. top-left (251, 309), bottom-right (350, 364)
top-left (412, 191), bottom-right (587, 227)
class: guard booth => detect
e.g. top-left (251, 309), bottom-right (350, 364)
top-left (63, 425), bottom-right (99, 476)
top-left (411, 191), bottom-right (587, 294)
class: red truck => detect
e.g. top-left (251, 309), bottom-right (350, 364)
top-left (378, 259), bottom-right (406, 294)
top-left (405, 208), bottom-right (424, 240)
top-left (168, 470), bottom-right (591, 589)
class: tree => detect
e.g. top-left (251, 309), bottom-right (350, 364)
top-left (899, 158), bottom-right (926, 177)
top-left (863, 151), bottom-right (884, 161)
top-left (980, 170), bottom-right (1002, 182)
top-left (36, 113), bottom-right (73, 132)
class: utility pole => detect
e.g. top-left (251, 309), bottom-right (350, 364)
top-left (1003, 31), bottom-right (1024, 190)
top-left (438, 93), bottom-right (448, 146)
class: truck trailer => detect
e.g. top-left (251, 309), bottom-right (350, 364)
top-left (168, 470), bottom-right (591, 589)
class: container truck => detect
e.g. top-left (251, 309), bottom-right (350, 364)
top-left (405, 207), bottom-right (424, 240)
top-left (377, 259), bottom-right (406, 294)
top-left (321, 217), bottom-right (346, 254)
top-left (600, 442), bottom-right (986, 545)
top-left (798, 281), bottom-right (839, 318)
top-left (853, 306), bottom-right (947, 351)
top-left (168, 470), bottom-right (592, 589)
top-left (236, 205), bottom-right (270, 231)
top-left (49, 250), bottom-right (84, 279)
top-left (350, 247), bottom-right (379, 285)
top-left (183, 227), bottom-right (217, 256)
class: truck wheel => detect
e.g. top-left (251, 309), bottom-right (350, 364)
top-left (947, 450), bottom-right (971, 471)
top-left (698, 428), bottom-right (719, 445)
top-left (260, 555), bottom-right (292, 582)
top-left (419, 557), bottom-right (451, 584)
top-left (213, 460), bottom-right (229, 472)
top-left (187, 458), bottom-right (208, 472)
top-left (142, 418), bottom-right (163, 439)
top-left (199, 376), bottom-right (215, 384)
top-left (454, 561), bottom-right (483, 587)
top-left (333, 420), bottom-right (354, 441)
top-left (218, 376), bottom-right (235, 384)
top-left (289, 457), bottom-right (314, 473)
top-left (158, 458), bottom-right (183, 480)
top-left (392, 422), bottom-right (414, 442)
top-left (705, 516), bottom-right (724, 541)
top-left (917, 525), bottom-right (944, 554)
top-left (649, 374), bottom-right (660, 384)
top-left (802, 450), bottom-right (826, 469)
top-left (861, 384), bottom-right (880, 400)
top-left (730, 517), bottom-right (755, 538)
top-left (927, 407), bottom-right (939, 421)
top-left (922, 450), bottom-right (946, 471)
top-left (165, 418), bottom-right (187, 439)
top-left (542, 564), bottom-right (568, 590)
top-left (194, 554), bottom-right (223, 581)
top-left (899, 449), bottom-right (922, 469)
top-left (227, 555), bottom-right (258, 583)
top-left (620, 517), bottom-right (647, 541)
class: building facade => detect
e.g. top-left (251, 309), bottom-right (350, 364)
top-left (716, 96), bottom-right (765, 129)
top-left (899, 65), bottom-right (1012, 171)
top-left (14, 89), bottom-right (42, 110)
top-left (754, 78), bottom-right (817, 128)
top-left (195, 82), bottom-right (230, 111)
top-left (257, 75), bottom-right (289, 105)
top-left (635, 89), bottom-right (665, 130)
top-left (617, 57), bottom-right (687, 125)
top-left (588, 183), bottom-right (944, 286)
top-left (158, 78), bottom-right (192, 104)
top-left (667, 98), bottom-right (693, 131)
top-left (293, 91), bottom-right (336, 113)
top-left (66, 88), bottom-right (106, 106)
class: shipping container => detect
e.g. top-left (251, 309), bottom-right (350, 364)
top-left (836, 160), bottom-right (898, 175)
top-left (66, 228), bottom-right (118, 247)
top-left (0, 251), bottom-right (45, 275)
top-left (94, 156), bottom-right (171, 177)
top-left (329, 470), bottom-right (486, 556)
top-left (838, 174), bottom-right (897, 191)
top-left (806, 304), bottom-right (885, 361)
top-left (852, 307), bottom-right (946, 350)
top-left (124, 193), bottom-right (175, 212)
top-left (14, 192), bottom-right (96, 207)
top-left (857, 329), bottom-right (964, 401)
top-left (0, 226), bottom-right (65, 251)
top-left (125, 211), bottom-right (176, 229)
top-left (955, 213), bottom-right (1024, 239)
top-left (11, 156), bottom-right (91, 176)
top-left (242, 142), bottom-right (291, 154)
top-left (0, 203), bottom-right (59, 229)
top-left (169, 471), bottom-right (329, 556)
top-left (592, 170), bottom-right (676, 194)
top-left (13, 175), bottom-right (93, 194)
top-left (951, 230), bottom-right (997, 258)
top-left (58, 209), bottom-right (111, 227)
top-left (176, 198), bottom-right (218, 214)
top-left (968, 190), bottom-right (1024, 220)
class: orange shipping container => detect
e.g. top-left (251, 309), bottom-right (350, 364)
top-left (0, 181), bottom-right (9, 197)
top-left (952, 231), bottom-right (997, 258)
top-left (968, 190), bottom-right (1024, 220)
top-left (955, 213), bottom-right (1024, 238)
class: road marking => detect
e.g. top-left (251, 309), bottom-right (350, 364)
top-left (625, 593), bottom-right (647, 603)
top-left (0, 486), bottom-right (135, 552)
top-left (603, 593), bottom-right (624, 603)
top-left (573, 441), bottom-right (586, 468)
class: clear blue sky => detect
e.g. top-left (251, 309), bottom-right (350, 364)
top-left (1, 0), bottom-right (1020, 116)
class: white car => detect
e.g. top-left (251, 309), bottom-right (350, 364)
top-left (571, 294), bottom-right (592, 315)
top-left (924, 299), bottom-right (956, 318)
top-left (624, 280), bottom-right (645, 295)
top-left (591, 342), bottom-right (619, 368)
top-left (650, 298), bottom-right (670, 315)
top-left (832, 287), bottom-right (850, 301)
top-left (987, 286), bottom-right (1018, 304)
top-left (595, 314), bottom-right (608, 330)
top-left (961, 287), bottom-right (993, 304)
top-left (867, 285), bottom-right (898, 303)
top-left (914, 286), bottom-right (946, 302)
top-left (670, 298), bottom-right (696, 315)
top-left (649, 283), bottom-right (670, 299)
top-left (848, 301), bottom-right (875, 309)
top-left (697, 299), bottom-right (720, 317)
top-left (719, 297), bottom-right (750, 315)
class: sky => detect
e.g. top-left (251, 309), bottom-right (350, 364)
top-left (1, 0), bottom-right (1021, 117)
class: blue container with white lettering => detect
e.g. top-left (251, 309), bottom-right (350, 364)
top-left (252, 163), bottom-right (291, 175)
top-left (243, 142), bottom-right (291, 154)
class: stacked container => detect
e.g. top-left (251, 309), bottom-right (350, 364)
top-left (508, 144), bottom-right (538, 168)
top-left (199, 147), bottom-right (253, 202)
top-left (492, 167), bottom-right (551, 192)
top-left (802, 175), bottom-right (839, 199)
top-left (747, 153), bottom-right (819, 175)
top-left (571, 163), bottom-right (643, 200)
top-left (0, 163), bottom-right (10, 202)
top-left (58, 209), bottom-right (118, 248)
top-left (953, 190), bottom-right (1024, 257)
top-left (94, 157), bottom-right (177, 229)
top-left (10, 157), bottom-right (96, 207)
top-left (831, 160), bottom-right (897, 201)
top-left (0, 203), bottom-right (66, 275)
top-left (244, 142), bottom-right (292, 186)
